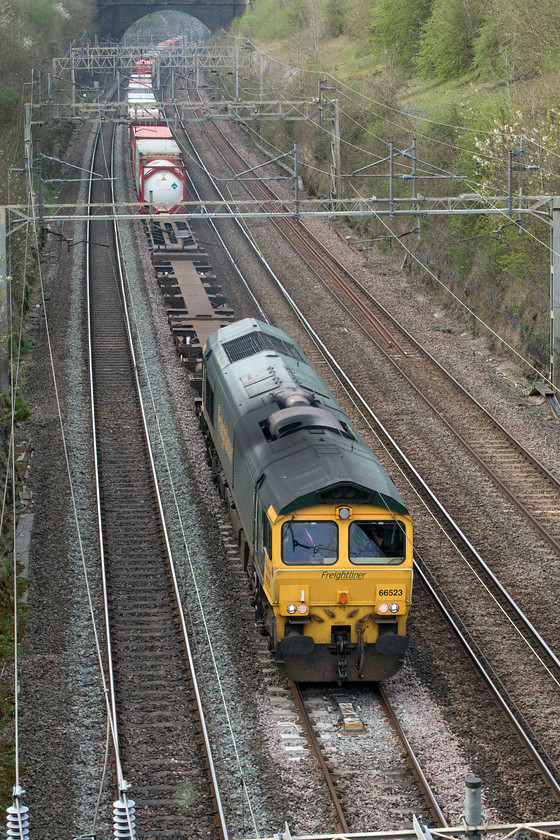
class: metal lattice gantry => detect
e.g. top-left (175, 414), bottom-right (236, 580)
top-left (30, 98), bottom-right (325, 123)
top-left (2, 190), bottom-right (560, 390)
top-left (2, 195), bottom-right (556, 222)
top-left (52, 43), bottom-right (254, 77)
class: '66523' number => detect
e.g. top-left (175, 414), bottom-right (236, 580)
top-left (378, 588), bottom-right (403, 597)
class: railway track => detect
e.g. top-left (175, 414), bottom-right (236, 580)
top-left (289, 680), bottom-right (448, 832)
top-left (87, 118), bottom-right (228, 839)
top-left (291, 317), bottom-right (560, 802)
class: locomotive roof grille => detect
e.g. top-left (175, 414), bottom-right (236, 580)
top-left (317, 485), bottom-right (371, 503)
top-left (222, 331), bottom-right (306, 364)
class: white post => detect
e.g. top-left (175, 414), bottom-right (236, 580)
top-left (464, 776), bottom-right (482, 840)
top-left (330, 99), bottom-right (341, 203)
top-left (71, 47), bottom-right (76, 105)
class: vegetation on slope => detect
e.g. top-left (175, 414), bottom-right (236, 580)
top-left (0, 0), bottom-right (97, 803)
top-left (231, 0), bottom-right (560, 375)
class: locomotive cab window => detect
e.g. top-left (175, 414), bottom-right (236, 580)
top-left (349, 520), bottom-right (405, 565)
top-left (205, 377), bottom-right (215, 426)
top-left (282, 520), bottom-right (338, 565)
top-left (262, 510), bottom-right (272, 558)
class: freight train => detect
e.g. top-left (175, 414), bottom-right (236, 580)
top-left (130, 61), bottom-right (413, 682)
top-left (201, 319), bottom-right (413, 682)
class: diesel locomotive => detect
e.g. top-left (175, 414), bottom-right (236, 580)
top-left (201, 319), bottom-right (413, 682)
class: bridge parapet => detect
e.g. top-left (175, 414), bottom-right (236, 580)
top-left (95, 0), bottom-right (249, 40)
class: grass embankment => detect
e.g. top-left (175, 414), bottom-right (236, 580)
top-left (228, 5), bottom-right (560, 377)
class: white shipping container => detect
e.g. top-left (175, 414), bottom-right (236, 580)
top-left (127, 92), bottom-right (157, 102)
top-left (128, 103), bottom-right (160, 121)
top-left (134, 138), bottom-right (182, 179)
top-left (129, 76), bottom-right (152, 90)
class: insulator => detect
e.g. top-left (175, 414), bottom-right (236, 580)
top-left (6, 803), bottom-right (29, 839)
top-left (113, 798), bottom-right (136, 839)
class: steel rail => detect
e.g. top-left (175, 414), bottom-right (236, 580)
top-left (294, 318), bottom-right (560, 802)
top-left (176, 75), bottom-right (405, 355)
top-left (292, 296), bottom-right (560, 801)
top-left (414, 555), bottom-right (560, 802)
top-left (377, 686), bottom-right (448, 829)
top-left (108, 113), bottom-right (230, 840)
top-left (197, 121), bottom-right (406, 355)
top-left (161, 81), bottom-right (275, 321)
top-left (86, 119), bottom-right (125, 792)
top-left (86, 102), bottom-right (230, 836)
top-left (289, 681), bottom-right (350, 835)
top-left (292, 225), bottom-right (560, 554)
top-left (193, 115), bottom-right (560, 682)
top-left (290, 679), bottom-right (448, 832)
top-left (172, 79), bottom-right (407, 354)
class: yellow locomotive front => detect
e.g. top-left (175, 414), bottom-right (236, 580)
top-left (202, 318), bottom-right (414, 683)
top-left (260, 503), bottom-right (413, 682)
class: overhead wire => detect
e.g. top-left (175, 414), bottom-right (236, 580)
top-left (227, 32), bottom-right (560, 173)
top-left (346, 181), bottom-right (552, 386)
top-left (220, 35), bottom-right (560, 390)
top-left (218, 56), bottom-right (512, 197)
top-left (307, 317), bottom-right (560, 690)
top-left (227, 175), bottom-right (560, 688)
top-left (460, 179), bottom-right (553, 253)
top-left (419, 215), bottom-right (549, 300)
top-left (213, 36), bottom-right (560, 210)
top-left (229, 34), bottom-right (532, 140)
top-left (230, 63), bottom-right (447, 175)
top-left (206, 70), bottom-right (338, 177)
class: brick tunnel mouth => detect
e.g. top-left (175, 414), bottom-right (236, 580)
top-left (97, 1), bottom-right (247, 41)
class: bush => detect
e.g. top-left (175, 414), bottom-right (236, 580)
top-left (369, 0), bottom-right (431, 72)
top-left (418, 0), bottom-right (485, 79)
top-left (474, 0), bottom-right (560, 82)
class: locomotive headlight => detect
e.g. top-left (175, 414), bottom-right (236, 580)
top-left (286, 603), bottom-right (297, 615)
top-left (377, 603), bottom-right (389, 614)
top-left (389, 603), bottom-right (400, 613)
top-left (339, 507), bottom-right (350, 520)
top-left (297, 603), bottom-right (307, 614)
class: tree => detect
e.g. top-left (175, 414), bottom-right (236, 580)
top-left (474, 0), bottom-right (560, 82)
top-left (418, 0), bottom-right (485, 79)
top-left (370, 0), bottom-right (432, 73)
